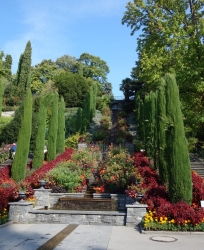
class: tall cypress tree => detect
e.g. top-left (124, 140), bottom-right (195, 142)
top-left (139, 98), bottom-right (145, 140)
top-left (157, 78), bottom-right (168, 184)
top-left (3, 54), bottom-right (12, 81)
top-left (165, 73), bottom-right (192, 204)
top-left (16, 41), bottom-right (32, 91)
top-left (11, 88), bottom-right (32, 182)
top-left (144, 94), bottom-right (151, 154)
top-left (0, 78), bottom-right (4, 118)
top-left (76, 107), bottom-right (82, 133)
top-left (32, 94), bottom-right (50, 169)
top-left (47, 92), bottom-right (59, 161)
top-left (149, 91), bottom-right (157, 164)
top-left (56, 96), bottom-right (65, 154)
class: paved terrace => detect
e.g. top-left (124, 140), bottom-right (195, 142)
top-left (0, 223), bottom-right (204, 250)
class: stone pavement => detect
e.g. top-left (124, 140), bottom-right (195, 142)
top-left (1, 223), bottom-right (204, 250)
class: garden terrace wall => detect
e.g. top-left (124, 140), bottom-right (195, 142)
top-left (8, 200), bottom-right (148, 226)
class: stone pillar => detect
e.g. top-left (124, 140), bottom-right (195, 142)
top-left (126, 204), bottom-right (148, 227)
top-left (111, 194), bottom-right (126, 210)
top-left (34, 189), bottom-right (52, 207)
top-left (8, 202), bottom-right (33, 223)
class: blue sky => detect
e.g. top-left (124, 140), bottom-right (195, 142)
top-left (1, 0), bottom-right (138, 96)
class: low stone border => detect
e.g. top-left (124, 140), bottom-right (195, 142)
top-left (141, 227), bottom-right (204, 235)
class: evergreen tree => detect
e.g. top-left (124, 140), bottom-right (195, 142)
top-left (47, 92), bottom-right (59, 161)
top-left (15, 41), bottom-right (32, 91)
top-left (165, 73), bottom-right (192, 204)
top-left (139, 98), bottom-right (145, 141)
top-left (0, 78), bottom-right (4, 118)
top-left (11, 88), bottom-right (32, 182)
top-left (56, 96), bottom-right (65, 154)
top-left (149, 91), bottom-right (157, 168)
top-left (156, 78), bottom-right (168, 184)
top-left (76, 107), bottom-right (82, 133)
top-left (3, 54), bottom-right (12, 81)
top-left (32, 94), bottom-right (50, 169)
top-left (143, 94), bottom-right (151, 154)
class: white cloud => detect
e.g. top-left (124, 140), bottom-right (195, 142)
top-left (3, 0), bottom-right (128, 72)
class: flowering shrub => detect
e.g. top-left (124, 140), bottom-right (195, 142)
top-left (192, 171), bottom-right (204, 206)
top-left (130, 151), bottom-right (204, 231)
top-left (97, 145), bottom-right (139, 193)
top-left (0, 166), bottom-right (18, 210)
top-left (0, 143), bottom-right (12, 163)
top-left (25, 148), bottom-right (74, 188)
top-left (0, 208), bottom-right (9, 225)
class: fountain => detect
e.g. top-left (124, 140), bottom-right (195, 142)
top-left (53, 197), bottom-right (118, 211)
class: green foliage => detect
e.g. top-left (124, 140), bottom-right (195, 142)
top-left (31, 59), bottom-right (61, 94)
top-left (47, 92), bottom-right (59, 161)
top-left (165, 74), bottom-right (192, 204)
top-left (15, 41), bottom-right (32, 92)
top-left (11, 88), bottom-right (32, 182)
top-left (32, 94), bottom-right (50, 169)
top-left (2, 54), bottom-right (12, 81)
top-left (47, 161), bottom-right (81, 192)
top-left (122, 0), bottom-right (204, 141)
top-left (54, 71), bottom-right (90, 108)
top-left (98, 146), bottom-right (136, 193)
top-left (0, 78), bottom-right (4, 117)
top-left (75, 108), bottom-right (82, 133)
top-left (56, 96), bottom-right (65, 154)
top-left (156, 78), bottom-right (168, 184)
top-left (56, 54), bottom-right (79, 72)
top-left (0, 103), bottom-right (24, 145)
top-left (65, 133), bottom-right (81, 149)
top-left (78, 52), bottom-right (110, 84)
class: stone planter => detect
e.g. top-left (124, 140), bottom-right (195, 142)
top-left (111, 194), bottom-right (126, 210)
top-left (93, 193), bottom-right (111, 199)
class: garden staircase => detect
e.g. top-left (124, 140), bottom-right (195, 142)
top-left (190, 154), bottom-right (204, 179)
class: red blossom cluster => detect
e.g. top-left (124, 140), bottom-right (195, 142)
top-left (133, 152), bottom-right (204, 226)
top-left (0, 166), bottom-right (18, 210)
top-left (0, 148), bottom-right (74, 210)
top-left (25, 148), bottom-right (74, 188)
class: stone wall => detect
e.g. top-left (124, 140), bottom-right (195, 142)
top-left (9, 191), bottom-right (148, 226)
top-left (126, 204), bottom-right (148, 227)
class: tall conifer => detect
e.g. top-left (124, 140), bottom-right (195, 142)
top-left (157, 78), bottom-right (168, 184)
top-left (47, 92), bottom-right (59, 161)
top-left (165, 73), bottom-right (192, 204)
top-left (56, 96), bottom-right (65, 154)
top-left (0, 78), bottom-right (4, 117)
top-left (16, 41), bottom-right (32, 91)
top-left (11, 88), bottom-right (32, 181)
top-left (32, 95), bottom-right (50, 169)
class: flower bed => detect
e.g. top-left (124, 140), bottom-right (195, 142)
top-left (0, 148), bottom-right (74, 212)
top-left (131, 152), bottom-right (204, 231)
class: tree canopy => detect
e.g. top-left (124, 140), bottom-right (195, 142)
top-left (78, 52), bottom-right (110, 84)
top-left (122, 0), bottom-right (204, 140)
top-left (54, 71), bottom-right (90, 107)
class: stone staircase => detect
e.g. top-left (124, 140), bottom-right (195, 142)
top-left (190, 154), bottom-right (204, 179)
